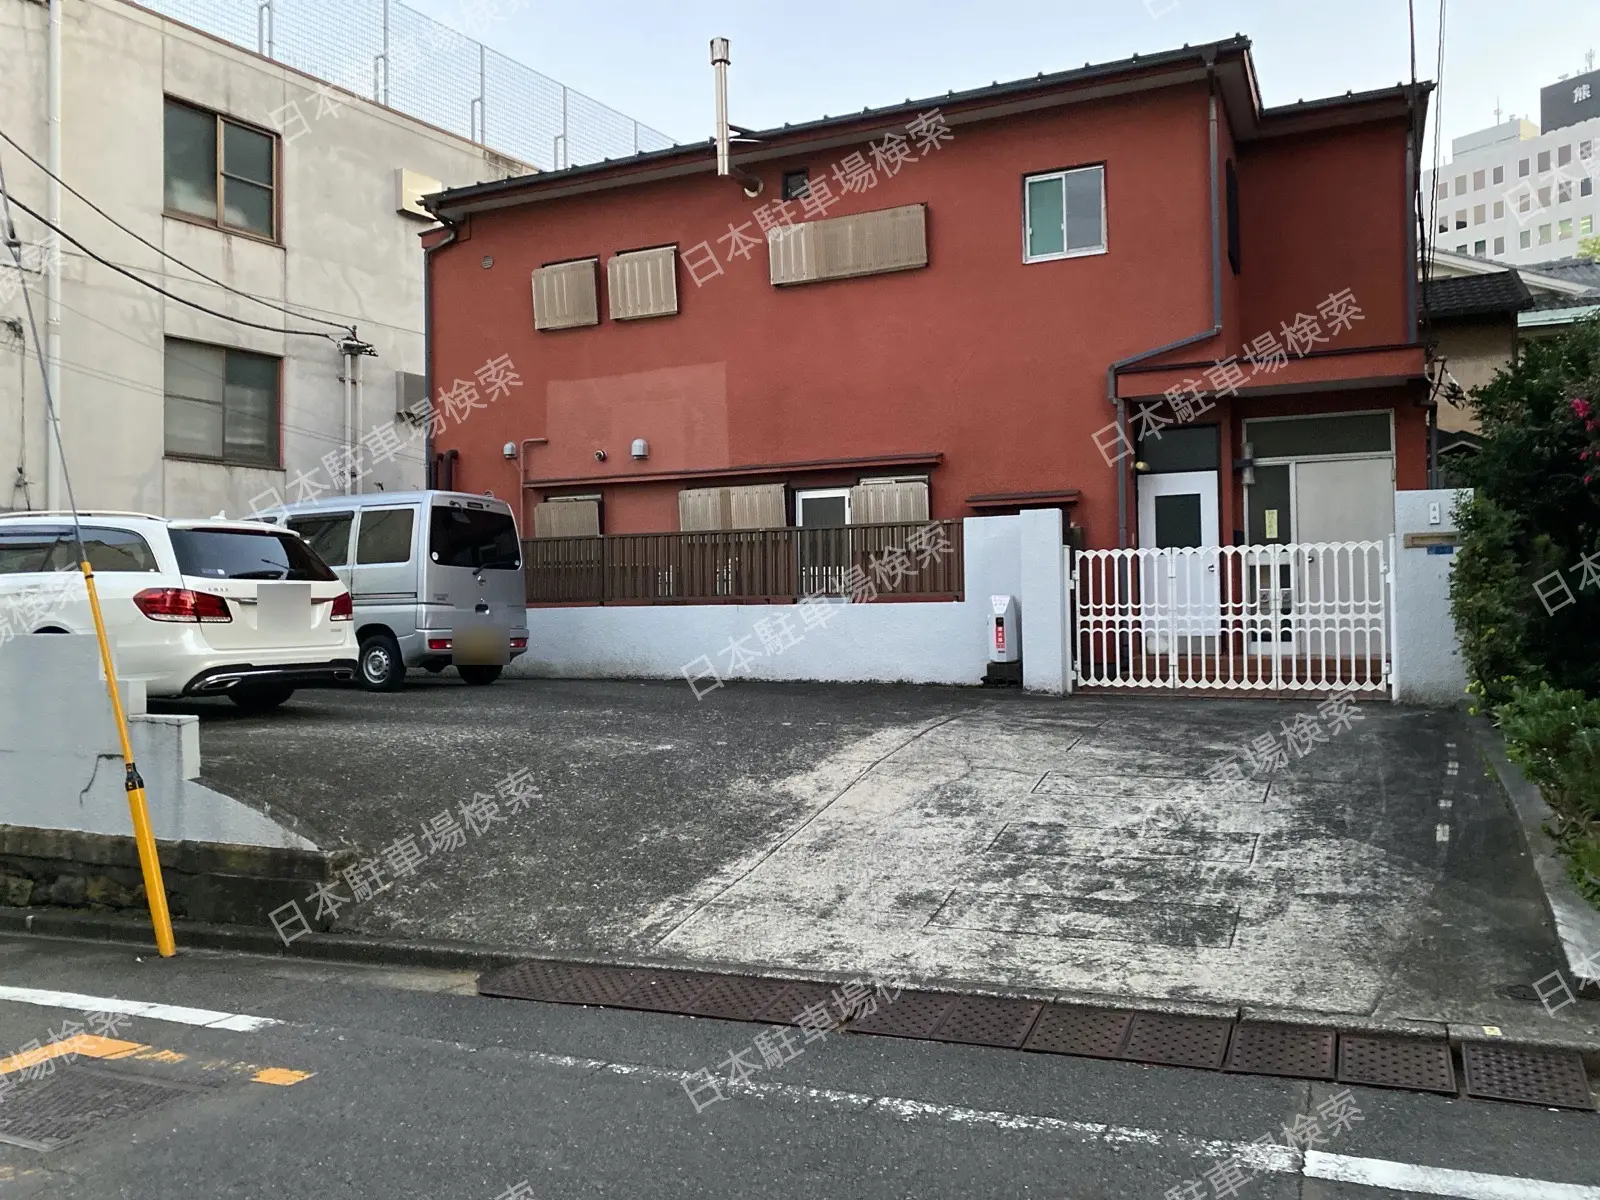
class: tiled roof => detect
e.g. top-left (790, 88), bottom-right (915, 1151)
top-left (1521, 256), bottom-right (1600, 291)
top-left (1422, 271), bottom-right (1534, 319)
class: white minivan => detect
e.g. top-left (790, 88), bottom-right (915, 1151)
top-left (268, 491), bottom-right (529, 690)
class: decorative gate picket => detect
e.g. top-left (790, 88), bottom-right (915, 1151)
top-left (1071, 541), bottom-right (1391, 694)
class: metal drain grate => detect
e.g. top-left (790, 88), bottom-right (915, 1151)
top-left (617, 971), bottom-right (718, 1013)
top-left (930, 997), bottom-right (1044, 1050)
top-left (757, 982), bottom-right (841, 1027)
top-left (1120, 1013), bottom-right (1233, 1070)
top-left (1023, 1005), bottom-right (1134, 1059)
top-left (1461, 1042), bottom-right (1593, 1110)
top-left (1337, 1035), bottom-right (1457, 1094)
top-left (0, 1066), bottom-right (202, 1151)
top-left (684, 976), bottom-right (794, 1023)
top-left (1225, 1023), bottom-right (1336, 1080)
top-left (477, 962), bottom-right (644, 1008)
top-left (846, 991), bottom-right (960, 1040)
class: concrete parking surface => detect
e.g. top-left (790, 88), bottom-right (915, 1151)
top-left (167, 677), bottom-right (1599, 1033)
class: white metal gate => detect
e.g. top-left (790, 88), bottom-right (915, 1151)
top-left (1071, 541), bottom-right (1391, 693)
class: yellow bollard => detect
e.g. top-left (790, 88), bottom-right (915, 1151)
top-left (80, 561), bottom-right (176, 958)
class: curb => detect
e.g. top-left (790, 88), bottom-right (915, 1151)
top-left (6, 904), bottom-right (1600, 1073)
top-left (1472, 718), bottom-right (1600, 993)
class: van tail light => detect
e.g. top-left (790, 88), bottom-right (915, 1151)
top-left (510, 636), bottom-right (527, 649)
top-left (329, 592), bottom-right (353, 621)
top-left (427, 637), bottom-right (452, 652)
top-left (133, 587), bottom-right (232, 623)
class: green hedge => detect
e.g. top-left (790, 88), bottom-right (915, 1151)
top-left (1498, 684), bottom-right (1600, 905)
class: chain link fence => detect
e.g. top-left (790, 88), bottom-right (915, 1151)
top-left (143, 0), bottom-right (677, 170)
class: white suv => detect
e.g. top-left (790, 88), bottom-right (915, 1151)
top-left (0, 512), bottom-right (358, 711)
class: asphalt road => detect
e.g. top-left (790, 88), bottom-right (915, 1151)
top-left (0, 934), bottom-right (1596, 1199)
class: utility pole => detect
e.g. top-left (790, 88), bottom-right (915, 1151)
top-left (44, 0), bottom-right (63, 510)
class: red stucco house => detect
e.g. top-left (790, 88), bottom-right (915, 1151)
top-left (419, 37), bottom-right (1432, 570)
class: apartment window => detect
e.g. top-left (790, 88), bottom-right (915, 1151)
top-left (163, 339), bottom-right (279, 466)
top-left (1494, 200), bottom-right (1505, 219)
top-left (1023, 165), bottom-right (1106, 261)
top-left (1520, 230), bottom-right (1532, 249)
top-left (1582, 216), bottom-right (1594, 235)
top-left (1455, 244), bottom-right (1468, 253)
top-left (1472, 169), bottom-right (1485, 190)
top-left (1584, 178), bottom-right (1595, 197)
top-left (1560, 218), bottom-right (1574, 240)
top-left (1435, 181), bottom-right (1448, 200)
top-left (1454, 175), bottom-right (1467, 195)
top-left (1539, 223), bottom-right (1553, 244)
top-left (163, 99), bottom-right (277, 239)
top-left (1538, 150), bottom-right (1551, 173)
top-left (1437, 216), bottom-right (1449, 233)
top-left (1493, 165), bottom-right (1505, 184)
top-left (1539, 186), bottom-right (1552, 208)
top-left (1519, 193), bottom-right (1532, 214)
top-left (782, 170), bottom-right (811, 200)
top-left (1559, 144), bottom-right (1572, 166)
top-left (1582, 141), bottom-right (1594, 160)
top-left (1454, 210), bottom-right (1467, 229)
top-left (1474, 239), bottom-right (1487, 256)
top-left (1473, 204), bottom-right (1486, 225)
top-left (1518, 157), bottom-right (1530, 177)
top-left (1559, 180), bottom-right (1574, 202)
top-left (1494, 236), bottom-right (1506, 254)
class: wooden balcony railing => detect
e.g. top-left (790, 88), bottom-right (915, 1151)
top-left (523, 520), bottom-right (964, 605)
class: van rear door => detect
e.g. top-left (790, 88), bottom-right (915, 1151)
top-left (425, 500), bottom-right (523, 663)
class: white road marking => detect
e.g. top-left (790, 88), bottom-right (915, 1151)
top-left (0, 985), bottom-right (280, 1031)
top-left (1305, 1151), bottom-right (1600, 1199)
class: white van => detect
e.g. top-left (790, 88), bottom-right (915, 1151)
top-left (269, 491), bottom-right (528, 690)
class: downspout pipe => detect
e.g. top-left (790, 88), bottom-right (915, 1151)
top-left (422, 217), bottom-right (461, 489)
top-left (1106, 58), bottom-right (1225, 548)
top-left (44, 0), bottom-right (62, 510)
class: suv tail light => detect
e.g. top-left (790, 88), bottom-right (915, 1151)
top-left (133, 587), bottom-right (232, 623)
top-left (329, 591), bottom-right (353, 621)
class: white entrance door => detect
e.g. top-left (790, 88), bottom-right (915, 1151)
top-left (1136, 471), bottom-right (1221, 652)
top-left (795, 488), bottom-right (851, 597)
top-left (1290, 456), bottom-right (1393, 665)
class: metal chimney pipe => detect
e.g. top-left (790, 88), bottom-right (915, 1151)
top-left (710, 37), bottom-right (730, 177)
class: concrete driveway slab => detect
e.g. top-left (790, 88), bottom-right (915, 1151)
top-left (164, 679), bottom-right (1600, 1038)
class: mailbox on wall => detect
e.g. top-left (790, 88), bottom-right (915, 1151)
top-left (990, 595), bottom-right (1020, 664)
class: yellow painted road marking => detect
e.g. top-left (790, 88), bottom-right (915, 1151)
top-left (251, 1067), bottom-right (314, 1086)
top-left (0, 1035), bottom-right (146, 1075)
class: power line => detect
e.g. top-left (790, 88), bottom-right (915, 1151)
top-left (0, 122), bottom-right (352, 333)
top-left (1, 189), bottom-right (340, 341)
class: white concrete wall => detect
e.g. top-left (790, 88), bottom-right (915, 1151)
top-left (514, 516), bottom-right (1037, 687)
top-left (0, 634), bottom-right (313, 848)
top-left (0, 0), bottom-right (527, 518)
top-left (1391, 488), bottom-right (1471, 705)
top-left (1018, 508), bottom-right (1071, 694)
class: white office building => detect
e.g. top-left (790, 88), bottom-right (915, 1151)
top-left (0, 0), bottom-right (664, 518)
top-left (1422, 66), bottom-right (1600, 266)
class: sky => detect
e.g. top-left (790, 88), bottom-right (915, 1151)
top-left (406, 0), bottom-right (1598, 169)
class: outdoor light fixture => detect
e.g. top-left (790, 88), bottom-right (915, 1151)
top-left (594, 449), bottom-right (607, 461)
top-left (631, 438), bottom-right (649, 460)
top-left (502, 442), bottom-right (517, 460)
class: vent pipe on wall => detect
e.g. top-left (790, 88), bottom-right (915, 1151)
top-left (711, 38), bottom-right (731, 178)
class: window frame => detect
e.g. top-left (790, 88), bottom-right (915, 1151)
top-left (162, 337), bottom-right (283, 468)
top-left (1022, 163), bottom-right (1108, 264)
top-left (162, 97), bottom-right (280, 244)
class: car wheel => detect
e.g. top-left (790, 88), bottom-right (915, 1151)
top-left (457, 665), bottom-right (502, 686)
top-left (359, 633), bottom-right (406, 691)
top-left (228, 684), bottom-right (296, 712)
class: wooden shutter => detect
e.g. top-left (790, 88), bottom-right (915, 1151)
top-left (849, 480), bottom-right (929, 524)
top-left (769, 204), bottom-right (928, 286)
top-left (533, 499), bottom-right (600, 537)
top-left (608, 247), bottom-right (679, 320)
top-left (678, 487), bottom-right (732, 531)
top-left (728, 482), bottom-right (786, 529)
top-left (531, 259), bottom-right (599, 330)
